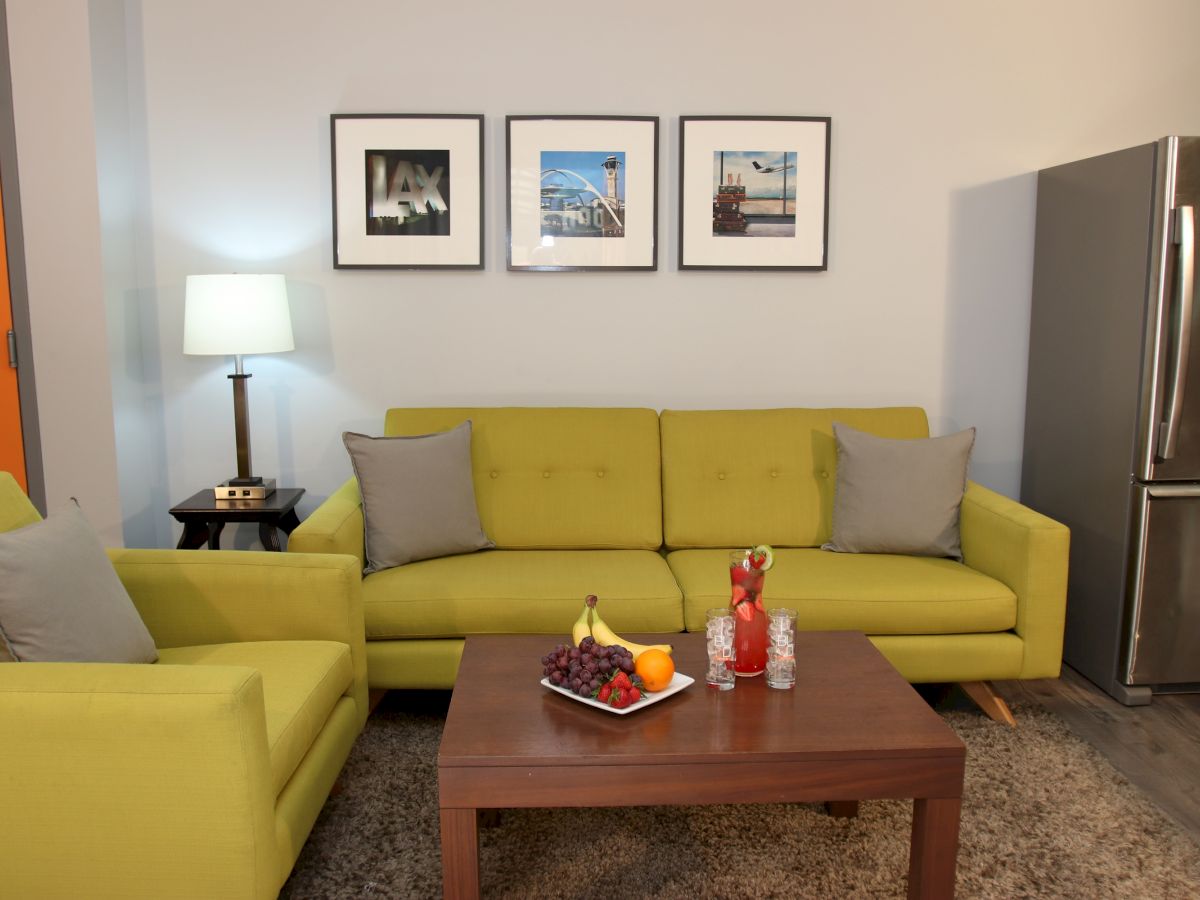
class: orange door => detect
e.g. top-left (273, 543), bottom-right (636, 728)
top-left (0, 175), bottom-right (26, 492)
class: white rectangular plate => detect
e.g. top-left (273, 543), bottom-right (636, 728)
top-left (540, 671), bottom-right (695, 715)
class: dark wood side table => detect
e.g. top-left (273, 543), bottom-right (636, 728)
top-left (169, 488), bottom-right (305, 552)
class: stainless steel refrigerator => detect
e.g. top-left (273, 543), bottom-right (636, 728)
top-left (1023, 135), bottom-right (1199, 705)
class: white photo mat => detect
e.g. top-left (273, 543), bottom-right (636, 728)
top-left (331, 114), bottom-right (483, 269)
top-left (680, 117), bottom-right (830, 270)
top-left (507, 116), bottom-right (658, 270)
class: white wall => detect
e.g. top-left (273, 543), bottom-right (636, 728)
top-left (75, 0), bottom-right (1200, 547)
top-left (89, 0), bottom-right (169, 547)
top-left (6, 0), bottom-right (123, 544)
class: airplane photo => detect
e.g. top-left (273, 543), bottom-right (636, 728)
top-left (751, 158), bottom-right (795, 175)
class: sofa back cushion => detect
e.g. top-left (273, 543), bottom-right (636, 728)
top-left (384, 407), bottom-right (662, 549)
top-left (660, 407), bottom-right (930, 549)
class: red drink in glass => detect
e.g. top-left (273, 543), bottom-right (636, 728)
top-left (729, 551), bottom-right (768, 676)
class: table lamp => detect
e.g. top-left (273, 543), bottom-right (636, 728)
top-left (183, 274), bottom-right (293, 499)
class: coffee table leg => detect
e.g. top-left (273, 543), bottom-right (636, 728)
top-left (908, 797), bottom-right (960, 899)
top-left (440, 807), bottom-right (480, 900)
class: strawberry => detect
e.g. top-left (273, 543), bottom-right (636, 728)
top-left (754, 596), bottom-right (765, 612)
top-left (627, 686), bottom-right (641, 703)
top-left (734, 600), bottom-right (756, 621)
top-left (751, 545), bottom-right (775, 572)
top-left (597, 682), bottom-right (613, 703)
top-left (731, 585), bottom-right (748, 604)
top-left (609, 687), bottom-right (628, 708)
top-left (612, 671), bottom-right (632, 691)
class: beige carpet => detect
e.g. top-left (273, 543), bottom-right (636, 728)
top-left (281, 693), bottom-right (1200, 899)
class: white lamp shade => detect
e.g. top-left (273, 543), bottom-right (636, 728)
top-left (183, 274), bottom-right (294, 356)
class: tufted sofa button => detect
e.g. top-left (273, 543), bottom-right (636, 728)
top-left (821, 471), bottom-right (829, 479)
top-left (770, 470), bottom-right (778, 478)
top-left (490, 471), bottom-right (499, 479)
top-left (718, 472), bottom-right (726, 480)
top-left (543, 471), bottom-right (551, 478)
top-left (597, 470), bottom-right (605, 478)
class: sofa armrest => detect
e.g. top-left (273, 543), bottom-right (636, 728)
top-left (287, 477), bottom-right (364, 568)
top-left (0, 663), bottom-right (277, 898)
top-left (959, 481), bottom-right (1070, 678)
top-left (106, 548), bottom-right (368, 726)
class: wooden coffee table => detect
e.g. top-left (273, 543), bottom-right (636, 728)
top-left (438, 632), bottom-right (965, 899)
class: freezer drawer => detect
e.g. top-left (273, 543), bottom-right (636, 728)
top-left (1124, 483), bottom-right (1200, 685)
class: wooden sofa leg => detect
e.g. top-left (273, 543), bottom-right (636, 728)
top-left (959, 681), bottom-right (1016, 727)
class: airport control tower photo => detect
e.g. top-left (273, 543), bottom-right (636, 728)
top-left (539, 150), bottom-right (626, 238)
top-left (600, 155), bottom-right (624, 237)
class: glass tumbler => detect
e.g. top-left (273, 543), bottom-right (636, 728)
top-left (705, 607), bottom-right (737, 690)
top-left (766, 608), bottom-right (797, 689)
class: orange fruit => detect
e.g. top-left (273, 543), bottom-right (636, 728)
top-left (635, 648), bottom-right (675, 692)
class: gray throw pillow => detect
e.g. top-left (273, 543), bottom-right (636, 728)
top-left (0, 503), bottom-right (158, 663)
top-left (343, 421), bottom-right (494, 574)
top-left (822, 422), bottom-right (976, 560)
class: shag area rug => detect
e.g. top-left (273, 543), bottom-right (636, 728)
top-left (281, 693), bottom-right (1200, 899)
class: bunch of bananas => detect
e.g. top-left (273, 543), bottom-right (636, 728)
top-left (571, 594), bottom-right (672, 661)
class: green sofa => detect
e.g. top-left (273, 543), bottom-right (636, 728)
top-left (0, 472), bottom-right (367, 899)
top-left (290, 407), bottom-right (1069, 716)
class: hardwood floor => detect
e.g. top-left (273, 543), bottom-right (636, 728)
top-left (950, 667), bottom-right (1200, 844)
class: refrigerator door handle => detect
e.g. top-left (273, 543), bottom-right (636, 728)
top-left (1145, 482), bottom-right (1200, 498)
top-left (1158, 204), bottom-right (1195, 460)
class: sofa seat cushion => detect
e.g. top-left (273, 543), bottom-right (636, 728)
top-left (668, 548), bottom-right (1016, 634)
top-left (361, 549), bottom-right (683, 638)
top-left (157, 641), bottom-right (353, 796)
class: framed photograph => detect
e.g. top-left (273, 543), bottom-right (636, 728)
top-left (331, 114), bottom-right (483, 269)
top-left (679, 116), bottom-right (831, 271)
top-left (506, 115), bottom-right (659, 271)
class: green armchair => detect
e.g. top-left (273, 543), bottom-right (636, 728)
top-left (0, 473), bottom-right (367, 899)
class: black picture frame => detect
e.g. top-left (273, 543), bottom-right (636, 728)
top-left (330, 113), bottom-right (484, 270)
top-left (678, 116), bottom-right (831, 271)
top-left (506, 115), bottom-right (659, 271)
